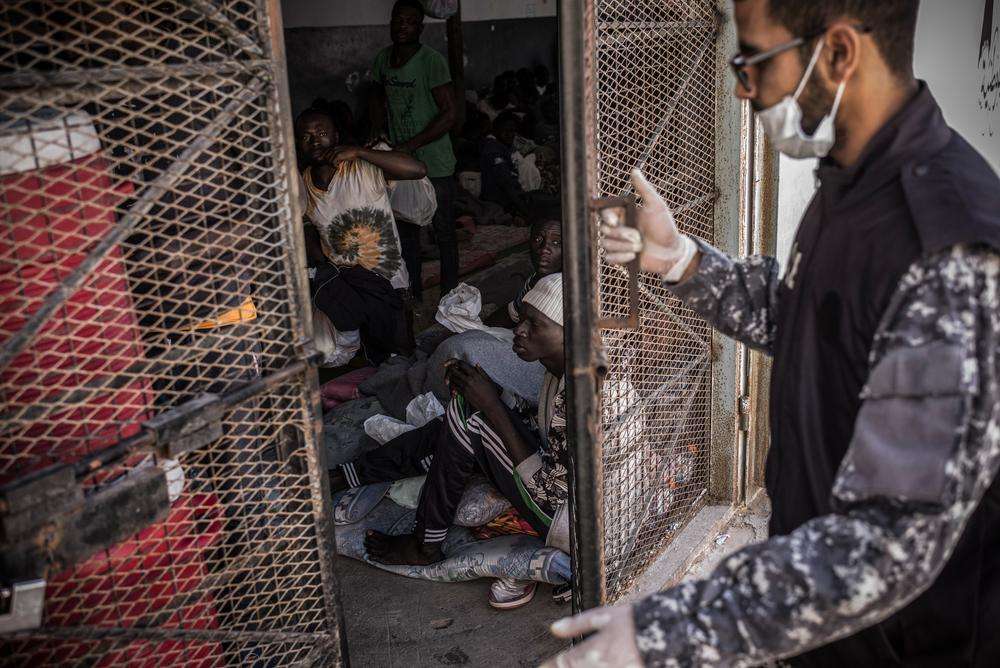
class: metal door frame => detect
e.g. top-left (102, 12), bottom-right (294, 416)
top-left (560, 0), bottom-right (753, 610)
top-left (0, 0), bottom-right (347, 663)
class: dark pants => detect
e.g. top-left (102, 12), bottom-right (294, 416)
top-left (310, 263), bottom-right (410, 365)
top-left (397, 175), bottom-right (459, 301)
top-left (341, 397), bottom-right (550, 543)
top-left (341, 418), bottom-right (444, 487)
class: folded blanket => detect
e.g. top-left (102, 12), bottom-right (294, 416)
top-left (333, 495), bottom-right (570, 585)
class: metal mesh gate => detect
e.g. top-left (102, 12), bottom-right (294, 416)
top-left (1, 1), bottom-right (341, 665)
top-left (592, 0), bottom-right (719, 601)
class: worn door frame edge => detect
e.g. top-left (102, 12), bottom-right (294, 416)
top-left (262, 1), bottom-right (350, 663)
top-left (558, 0), bottom-right (607, 612)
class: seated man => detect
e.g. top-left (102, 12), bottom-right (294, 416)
top-left (363, 273), bottom-right (567, 573)
top-left (337, 211), bottom-right (563, 484)
top-left (479, 111), bottom-right (527, 220)
top-left (479, 112), bottom-right (558, 223)
top-left (483, 207), bottom-right (561, 329)
top-left (296, 107), bottom-right (426, 363)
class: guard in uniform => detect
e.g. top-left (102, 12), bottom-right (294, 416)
top-left (544, 1), bottom-right (1000, 666)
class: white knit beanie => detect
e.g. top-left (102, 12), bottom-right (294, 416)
top-left (522, 273), bottom-right (563, 326)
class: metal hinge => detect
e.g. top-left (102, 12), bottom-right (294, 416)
top-left (0, 579), bottom-right (45, 633)
top-left (737, 395), bottom-right (751, 433)
top-left (1, 466), bottom-right (169, 581)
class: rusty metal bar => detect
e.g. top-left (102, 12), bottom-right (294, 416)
top-left (0, 60), bottom-right (267, 93)
top-left (0, 77), bottom-right (266, 372)
top-left (259, 0), bottom-right (349, 663)
top-left (180, 0), bottom-right (265, 59)
top-left (620, 29), bottom-right (718, 192)
top-left (0, 352), bottom-right (316, 502)
top-left (5, 625), bottom-right (335, 646)
top-left (560, 0), bottom-right (607, 612)
top-left (70, 351), bottom-right (319, 477)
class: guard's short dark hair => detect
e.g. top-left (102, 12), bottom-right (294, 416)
top-left (393, 0), bottom-right (425, 18)
top-left (762, 0), bottom-right (919, 79)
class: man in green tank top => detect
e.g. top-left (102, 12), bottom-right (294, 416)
top-left (371, 0), bottom-right (459, 304)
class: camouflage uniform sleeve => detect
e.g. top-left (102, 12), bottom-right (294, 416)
top-left (633, 245), bottom-right (1000, 667)
top-left (665, 238), bottom-right (781, 355)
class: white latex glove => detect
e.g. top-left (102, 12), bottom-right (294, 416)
top-left (600, 168), bottom-right (696, 279)
top-left (539, 605), bottom-right (643, 668)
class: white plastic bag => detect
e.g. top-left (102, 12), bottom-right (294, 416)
top-left (364, 414), bottom-right (416, 445)
top-left (421, 0), bottom-right (458, 19)
top-left (435, 284), bottom-right (513, 342)
top-left (512, 151), bottom-right (542, 192)
top-left (457, 170), bottom-right (481, 199)
top-left (312, 305), bottom-right (361, 367)
top-left (363, 392), bottom-right (445, 445)
top-left (390, 176), bottom-right (437, 227)
top-left (406, 391), bottom-right (445, 428)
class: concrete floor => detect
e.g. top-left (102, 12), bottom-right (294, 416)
top-left (683, 492), bottom-right (771, 581)
top-left (334, 555), bottom-right (569, 667)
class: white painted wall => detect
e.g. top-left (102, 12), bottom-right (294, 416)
top-left (774, 0), bottom-right (1000, 270)
top-left (281, 0), bottom-right (556, 28)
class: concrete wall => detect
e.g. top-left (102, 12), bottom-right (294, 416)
top-left (281, 0), bottom-right (556, 28)
top-left (775, 0), bottom-right (1000, 270)
top-left (280, 1), bottom-right (558, 119)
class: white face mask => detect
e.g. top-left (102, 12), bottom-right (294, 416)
top-left (757, 39), bottom-right (847, 159)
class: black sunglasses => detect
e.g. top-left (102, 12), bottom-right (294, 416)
top-left (729, 24), bottom-right (871, 92)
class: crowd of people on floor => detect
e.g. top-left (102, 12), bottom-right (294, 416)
top-left (293, 0), bottom-right (570, 611)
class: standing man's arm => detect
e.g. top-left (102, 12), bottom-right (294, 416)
top-left (321, 145), bottom-right (427, 181)
top-left (543, 244), bottom-right (1000, 667)
top-left (397, 82), bottom-right (456, 153)
top-left (602, 169), bottom-right (781, 354)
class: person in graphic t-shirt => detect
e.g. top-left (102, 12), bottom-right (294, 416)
top-left (295, 107), bottom-right (426, 364)
top-left (371, 0), bottom-right (459, 304)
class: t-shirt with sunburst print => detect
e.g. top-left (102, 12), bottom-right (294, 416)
top-left (301, 143), bottom-right (409, 290)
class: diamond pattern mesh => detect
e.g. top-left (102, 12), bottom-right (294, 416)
top-left (592, 0), bottom-right (718, 600)
top-left (1, 1), bottom-right (339, 664)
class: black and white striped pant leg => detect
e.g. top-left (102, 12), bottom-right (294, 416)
top-left (339, 417), bottom-right (445, 488)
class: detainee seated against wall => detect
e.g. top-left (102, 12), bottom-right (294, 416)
top-left (330, 274), bottom-right (568, 607)
top-left (479, 111), bottom-right (558, 224)
top-left (295, 107), bottom-right (425, 365)
top-left (358, 208), bottom-right (563, 424)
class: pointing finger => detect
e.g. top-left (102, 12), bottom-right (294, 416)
top-left (630, 168), bottom-right (661, 206)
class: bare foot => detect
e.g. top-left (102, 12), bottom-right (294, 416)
top-left (365, 531), bottom-right (444, 565)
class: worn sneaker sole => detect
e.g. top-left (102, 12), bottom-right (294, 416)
top-left (488, 583), bottom-right (537, 610)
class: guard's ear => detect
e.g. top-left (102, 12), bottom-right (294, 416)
top-left (823, 21), bottom-right (863, 86)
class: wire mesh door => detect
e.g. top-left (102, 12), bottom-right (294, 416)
top-left (0, 1), bottom-right (343, 665)
top-left (579, 0), bottom-right (721, 603)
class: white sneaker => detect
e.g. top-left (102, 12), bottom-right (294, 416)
top-left (488, 577), bottom-right (537, 610)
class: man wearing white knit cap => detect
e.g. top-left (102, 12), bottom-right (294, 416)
top-left (366, 273), bottom-right (569, 607)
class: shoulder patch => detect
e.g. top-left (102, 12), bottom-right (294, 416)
top-left (901, 135), bottom-right (1000, 254)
